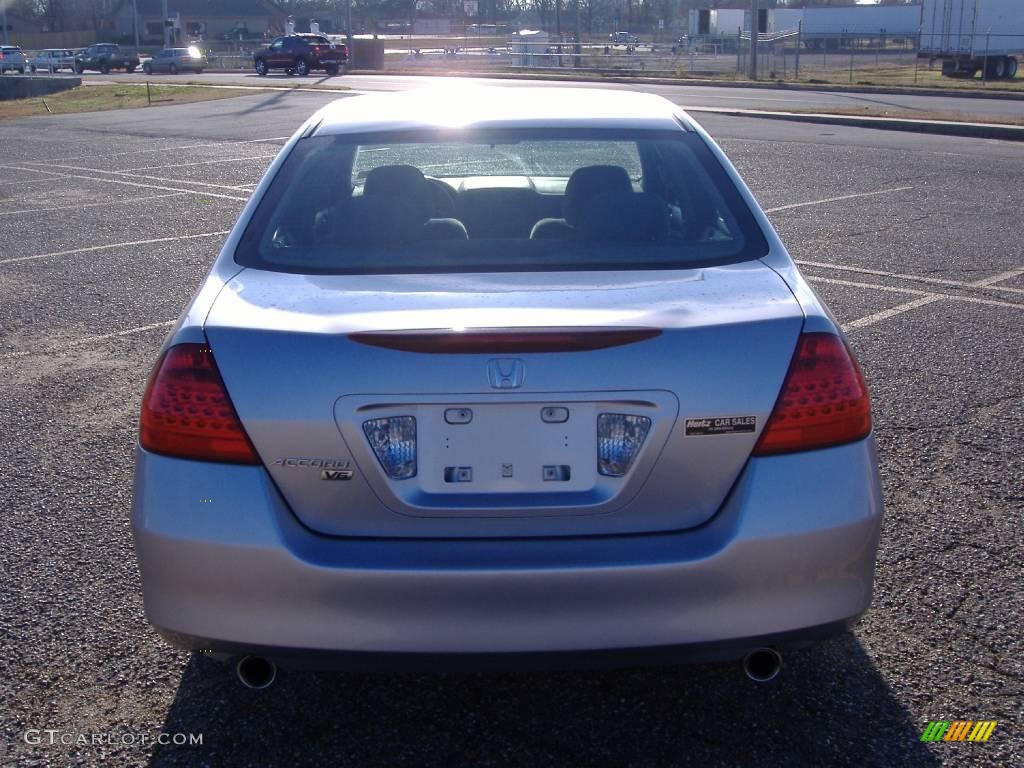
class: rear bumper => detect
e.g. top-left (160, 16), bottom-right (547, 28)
top-left (132, 437), bottom-right (882, 666)
top-left (158, 620), bottom-right (855, 672)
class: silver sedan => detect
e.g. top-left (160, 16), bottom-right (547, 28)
top-left (132, 88), bottom-right (882, 688)
top-left (28, 48), bottom-right (76, 73)
top-left (142, 46), bottom-right (207, 75)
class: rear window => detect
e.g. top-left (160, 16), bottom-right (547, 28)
top-left (235, 128), bottom-right (768, 275)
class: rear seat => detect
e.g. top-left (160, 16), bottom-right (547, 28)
top-left (361, 164), bottom-right (468, 242)
top-left (575, 191), bottom-right (669, 242)
top-left (456, 187), bottom-right (551, 239)
top-left (530, 165), bottom-right (634, 240)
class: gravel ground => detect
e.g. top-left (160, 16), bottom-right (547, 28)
top-left (0, 92), bottom-right (1021, 767)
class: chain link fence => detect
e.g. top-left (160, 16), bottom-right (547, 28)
top-left (372, 31), bottom-right (1022, 87)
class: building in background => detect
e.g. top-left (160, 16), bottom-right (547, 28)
top-left (111, 0), bottom-right (287, 44)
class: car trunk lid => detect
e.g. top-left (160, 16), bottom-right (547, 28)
top-left (205, 262), bottom-right (803, 538)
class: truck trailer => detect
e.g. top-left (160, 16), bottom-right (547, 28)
top-left (799, 5), bottom-right (922, 51)
top-left (688, 8), bottom-right (745, 38)
top-left (920, 0), bottom-right (1021, 79)
top-left (688, 5), bottom-right (921, 50)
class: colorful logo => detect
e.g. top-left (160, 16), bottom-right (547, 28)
top-left (920, 721), bottom-right (997, 742)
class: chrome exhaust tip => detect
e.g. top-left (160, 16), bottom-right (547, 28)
top-left (236, 656), bottom-right (277, 689)
top-left (743, 647), bottom-right (782, 682)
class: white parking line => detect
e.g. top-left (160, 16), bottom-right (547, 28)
top-left (810, 276), bottom-right (1024, 310)
top-left (36, 136), bottom-right (290, 164)
top-left (843, 296), bottom-right (945, 331)
top-left (0, 231), bottom-right (229, 266)
top-left (0, 164), bottom-right (248, 202)
top-left (763, 186), bottom-right (913, 214)
top-left (799, 259), bottom-right (1024, 296)
top-left (0, 320), bottom-right (176, 361)
top-left (127, 154), bottom-right (279, 172)
top-left (18, 161), bottom-right (254, 193)
top-left (809, 276), bottom-right (929, 296)
top-left (973, 267), bottom-right (1024, 287)
top-left (827, 267), bottom-right (1024, 331)
top-left (0, 192), bottom-right (186, 217)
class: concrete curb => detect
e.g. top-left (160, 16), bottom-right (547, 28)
top-left (685, 106), bottom-right (1024, 141)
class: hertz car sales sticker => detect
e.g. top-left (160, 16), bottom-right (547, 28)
top-left (685, 416), bottom-right (757, 436)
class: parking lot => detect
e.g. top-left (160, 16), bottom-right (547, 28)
top-left (1, 88), bottom-right (1022, 767)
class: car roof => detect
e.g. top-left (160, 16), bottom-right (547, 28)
top-left (311, 88), bottom-right (692, 136)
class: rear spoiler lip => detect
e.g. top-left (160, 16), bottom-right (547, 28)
top-left (348, 327), bottom-right (662, 354)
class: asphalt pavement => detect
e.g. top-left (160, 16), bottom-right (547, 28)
top-left (86, 68), bottom-right (1024, 121)
top-left (0, 89), bottom-right (1022, 767)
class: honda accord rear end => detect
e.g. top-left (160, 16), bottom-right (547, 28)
top-left (132, 89), bottom-right (882, 679)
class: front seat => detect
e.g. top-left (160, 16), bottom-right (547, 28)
top-left (530, 165), bottom-right (633, 240)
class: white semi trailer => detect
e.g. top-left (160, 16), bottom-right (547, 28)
top-left (688, 5), bottom-right (922, 49)
top-left (920, 0), bottom-right (1021, 79)
top-left (688, 8), bottom-right (745, 37)
top-left (799, 5), bottom-right (922, 51)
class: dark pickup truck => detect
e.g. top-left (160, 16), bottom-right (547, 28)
top-left (74, 43), bottom-right (140, 74)
top-left (253, 34), bottom-right (348, 77)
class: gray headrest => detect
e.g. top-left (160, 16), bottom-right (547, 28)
top-left (575, 192), bottom-right (669, 242)
top-left (564, 165), bottom-right (633, 226)
top-left (363, 164), bottom-right (430, 223)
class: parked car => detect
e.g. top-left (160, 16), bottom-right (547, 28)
top-left (253, 34), bottom-right (348, 77)
top-left (609, 31), bottom-right (639, 44)
top-left (74, 43), bottom-right (139, 74)
top-left (0, 46), bottom-right (27, 74)
top-left (143, 47), bottom-right (207, 75)
top-left (28, 48), bottom-right (76, 73)
top-left (132, 88), bottom-right (883, 688)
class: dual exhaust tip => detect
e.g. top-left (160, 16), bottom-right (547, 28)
top-left (236, 656), bottom-right (277, 689)
top-left (234, 649), bottom-right (780, 688)
top-left (743, 647), bottom-right (782, 683)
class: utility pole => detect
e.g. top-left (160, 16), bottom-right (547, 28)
top-left (2, 3), bottom-right (8, 47)
top-left (573, 0), bottom-right (581, 68)
top-left (162, 0), bottom-right (170, 48)
top-left (346, 0), bottom-right (353, 66)
top-left (555, 0), bottom-right (562, 66)
top-left (749, 0), bottom-right (758, 80)
top-left (132, 0), bottom-right (141, 53)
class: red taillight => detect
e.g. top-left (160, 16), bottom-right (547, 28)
top-left (752, 333), bottom-right (871, 456)
top-left (140, 344), bottom-right (259, 464)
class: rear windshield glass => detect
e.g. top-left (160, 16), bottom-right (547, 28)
top-left (235, 128), bottom-right (768, 275)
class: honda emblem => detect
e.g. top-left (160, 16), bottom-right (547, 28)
top-left (488, 359), bottom-right (526, 389)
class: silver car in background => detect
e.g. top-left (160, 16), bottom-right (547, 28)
top-left (28, 48), bottom-right (76, 73)
top-left (142, 46), bottom-right (207, 75)
top-left (0, 46), bottom-right (27, 74)
top-left (132, 89), bottom-right (882, 688)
